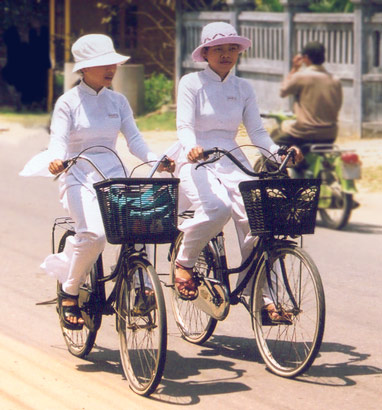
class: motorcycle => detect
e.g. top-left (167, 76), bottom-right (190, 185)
top-left (256, 112), bottom-right (361, 230)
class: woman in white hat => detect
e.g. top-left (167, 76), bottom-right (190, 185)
top-left (25, 34), bottom-right (173, 329)
top-left (173, 22), bottom-right (301, 319)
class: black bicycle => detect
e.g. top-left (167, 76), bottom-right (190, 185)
top-left (52, 147), bottom-right (179, 396)
top-left (169, 147), bottom-right (326, 378)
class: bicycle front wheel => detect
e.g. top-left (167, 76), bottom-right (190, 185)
top-left (251, 243), bottom-right (325, 378)
top-left (117, 257), bottom-right (167, 396)
top-left (57, 231), bottom-right (102, 358)
top-left (170, 232), bottom-right (218, 345)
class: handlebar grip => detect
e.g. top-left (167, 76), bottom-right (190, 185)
top-left (277, 145), bottom-right (289, 156)
top-left (160, 156), bottom-right (171, 167)
top-left (202, 148), bottom-right (217, 158)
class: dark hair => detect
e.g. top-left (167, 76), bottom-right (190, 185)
top-left (301, 42), bottom-right (325, 65)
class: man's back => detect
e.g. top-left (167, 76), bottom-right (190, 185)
top-left (280, 65), bottom-right (342, 141)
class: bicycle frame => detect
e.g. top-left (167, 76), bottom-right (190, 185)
top-left (209, 232), bottom-right (298, 305)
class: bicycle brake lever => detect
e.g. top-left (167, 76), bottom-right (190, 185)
top-left (195, 154), bottom-right (220, 170)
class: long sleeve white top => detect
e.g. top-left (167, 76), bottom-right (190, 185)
top-left (176, 65), bottom-right (279, 168)
top-left (21, 81), bottom-right (157, 194)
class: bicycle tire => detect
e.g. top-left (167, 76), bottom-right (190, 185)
top-left (319, 169), bottom-right (353, 229)
top-left (56, 230), bottom-right (102, 358)
top-left (251, 243), bottom-right (325, 378)
top-left (117, 256), bottom-right (167, 396)
top-left (170, 232), bottom-right (218, 345)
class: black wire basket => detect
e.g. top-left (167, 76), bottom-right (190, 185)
top-left (94, 178), bottom-right (180, 244)
top-left (239, 178), bottom-right (321, 236)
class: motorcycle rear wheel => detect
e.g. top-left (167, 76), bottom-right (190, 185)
top-left (318, 172), bottom-right (353, 229)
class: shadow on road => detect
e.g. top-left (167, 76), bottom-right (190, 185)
top-left (155, 345), bottom-right (250, 405)
top-left (75, 346), bottom-right (122, 375)
top-left (296, 341), bottom-right (382, 386)
top-left (63, 334), bottom-right (381, 404)
top-left (316, 220), bottom-right (382, 234)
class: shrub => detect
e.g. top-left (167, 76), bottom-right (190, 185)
top-left (144, 73), bottom-right (173, 113)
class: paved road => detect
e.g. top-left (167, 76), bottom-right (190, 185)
top-left (0, 125), bottom-right (381, 409)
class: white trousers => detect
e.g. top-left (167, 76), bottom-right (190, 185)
top-left (41, 184), bottom-right (106, 296)
top-left (176, 163), bottom-right (253, 282)
top-left (176, 163), bottom-right (273, 303)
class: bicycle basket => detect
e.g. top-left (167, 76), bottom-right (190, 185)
top-left (94, 178), bottom-right (180, 244)
top-left (239, 178), bottom-right (320, 236)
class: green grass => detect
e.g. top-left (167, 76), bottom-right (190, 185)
top-left (0, 110), bottom-right (51, 128)
top-left (0, 108), bottom-right (176, 131)
top-left (135, 111), bottom-right (176, 131)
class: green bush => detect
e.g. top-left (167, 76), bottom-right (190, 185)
top-left (144, 73), bottom-right (173, 113)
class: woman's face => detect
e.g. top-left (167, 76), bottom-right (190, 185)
top-left (82, 64), bottom-right (117, 92)
top-left (202, 43), bottom-right (240, 80)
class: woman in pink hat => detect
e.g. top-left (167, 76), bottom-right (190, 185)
top-left (22, 34), bottom-right (173, 329)
top-left (173, 22), bottom-right (301, 318)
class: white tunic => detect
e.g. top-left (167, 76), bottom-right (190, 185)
top-left (176, 65), bottom-right (279, 167)
top-left (20, 81), bottom-right (157, 293)
top-left (174, 66), bottom-right (279, 287)
top-left (50, 81), bottom-right (156, 197)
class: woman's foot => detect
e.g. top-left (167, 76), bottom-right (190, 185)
top-left (262, 303), bottom-right (293, 325)
top-left (174, 262), bottom-right (198, 301)
top-left (133, 287), bottom-right (156, 315)
top-left (58, 290), bottom-right (84, 330)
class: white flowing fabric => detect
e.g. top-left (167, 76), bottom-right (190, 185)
top-left (20, 81), bottom-right (158, 295)
top-left (174, 66), bottom-right (280, 296)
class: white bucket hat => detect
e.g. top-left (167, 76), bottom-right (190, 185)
top-left (72, 34), bottom-right (130, 72)
top-left (191, 22), bottom-right (251, 62)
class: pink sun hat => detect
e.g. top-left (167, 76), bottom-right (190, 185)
top-left (191, 21), bottom-right (251, 63)
top-left (71, 34), bottom-right (130, 72)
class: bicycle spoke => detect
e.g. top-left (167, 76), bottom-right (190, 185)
top-left (117, 259), bottom-right (166, 396)
top-left (252, 244), bottom-right (325, 377)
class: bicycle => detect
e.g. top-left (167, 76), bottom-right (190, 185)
top-left (169, 147), bottom-right (326, 378)
top-left (51, 146), bottom-right (179, 396)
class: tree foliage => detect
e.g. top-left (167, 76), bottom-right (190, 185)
top-left (255, 0), bottom-right (283, 12)
top-left (308, 0), bottom-right (354, 12)
top-left (0, 0), bottom-right (49, 30)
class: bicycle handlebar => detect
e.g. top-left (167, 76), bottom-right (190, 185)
top-left (195, 147), bottom-right (295, 178)
top-left (57, 146), bottom-right (173, 181)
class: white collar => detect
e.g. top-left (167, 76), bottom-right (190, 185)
top-left (205, 65), bottom-right (233, 83)
top-left (79, 80), bottom-right (106, 96)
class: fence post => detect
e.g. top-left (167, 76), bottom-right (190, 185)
top-left (351, 0), bottom-right (382, 138)
top-left (280, 0), bottom-right (310, 111)
top-left (351, 0), bottom-right (369, 138)
top-left (175, 0), bottom-right (182, 96)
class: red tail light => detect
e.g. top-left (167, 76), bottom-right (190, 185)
top-left (341, 152), bottom-right (361, 165)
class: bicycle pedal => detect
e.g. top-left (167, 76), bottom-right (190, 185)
top-left (261, 308), bottom-right (293, 326)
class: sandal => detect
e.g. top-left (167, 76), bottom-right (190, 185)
top-left (262, 303), bottom-right (293, 326)
top-left (174, 262), bottom-right (199, 301)
top-left (57, 290), bottom-right (84, 330)
top-left (133, 287), bottom-right (156, 315)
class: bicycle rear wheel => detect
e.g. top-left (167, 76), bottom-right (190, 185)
top-left (170, 232), bottom-right (218, 345)
top-left (251, 243), bottom-right (325, 378)
top-left (57, 231), bottom-right (102, 358)
top-left (117, 256), bottom-right (167, 396)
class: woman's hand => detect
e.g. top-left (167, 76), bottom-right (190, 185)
top-left (287, 146), bottom-right (303, 165)
top-left (49, 159), bottom-right (65, 175)
top-left (187, 145), bottom-right (205, 163)
top-left (157, 156), bottom-right (176, 173)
